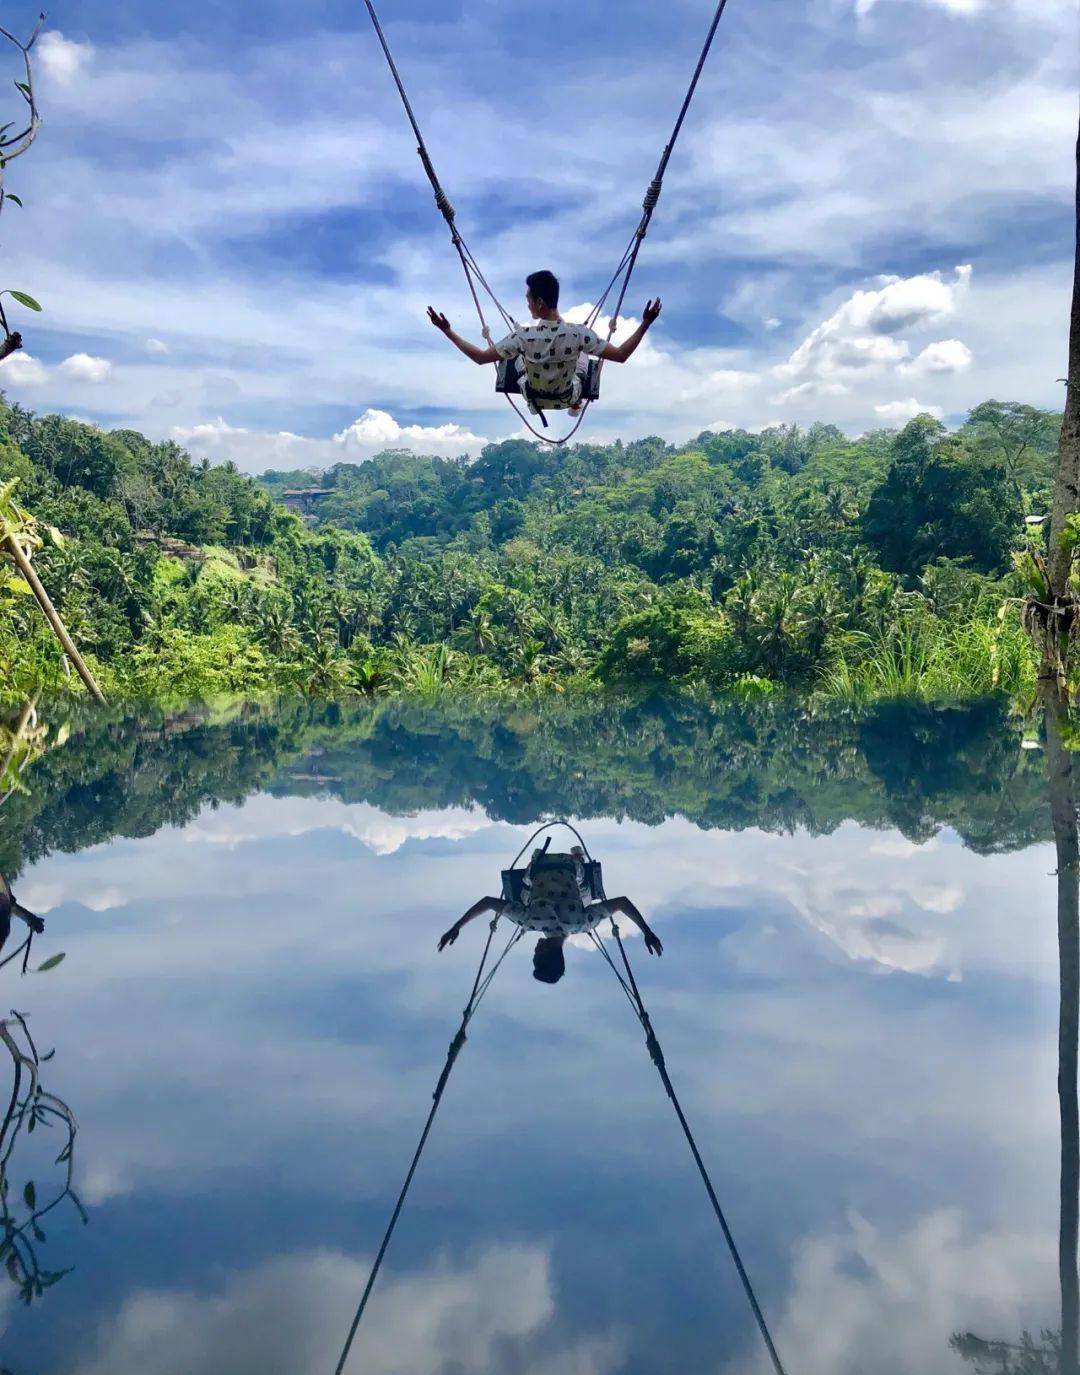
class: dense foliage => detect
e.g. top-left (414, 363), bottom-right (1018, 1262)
top-left (0, 396), bottom-right (1060, 705)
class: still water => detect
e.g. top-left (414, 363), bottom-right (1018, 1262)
top-left (0, 696), bottom-right (1066, 1374)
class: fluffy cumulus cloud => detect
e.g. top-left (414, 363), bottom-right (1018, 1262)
top-left (874, 397), bottom-right (944, 424)
top-left (900, 338), bottom-right (973, 375)
top-left (0, 352), bottom-right (46, 386)
top-left (71, 1244), bottom-right (620, 1375)
top-left (35, 31), bottom-right (93, 86)
top-left (729, 1209), bottom-right (1054, 1375)
top-left (59, 352), bottom-right (112, 382)
top-left (774, 266), bottom-right (970, 394)
top-left (172, 408), bottom-right (490, 470)
top-left (334, 407), bottom-right (487, 457)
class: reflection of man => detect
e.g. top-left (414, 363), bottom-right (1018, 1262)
top-left (0, 874), bottom-right (44, 959)
top-left (438, 845), bottom-right (662, 985)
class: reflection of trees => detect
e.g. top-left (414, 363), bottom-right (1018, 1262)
top-left (951, 1329), bottom-right (1061, 1373)
top-left (1045, 691), bottom-right (1079, 1375)
top-left (0, 1009), bottom-right (84, 1306)
top-left (0, 695), bottom-right (1051, 878)
top-left (952, 684), bottom-right (1079, 1375)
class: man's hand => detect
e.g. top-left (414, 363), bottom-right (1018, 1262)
top-left (438, 926), bottom-right (459, 951)
top-left (644, 929), bottom-right (663, 957)
top-left (642, 298), bottom-right (662, 327)
top-left (427, 307), bottom-right (452, 335)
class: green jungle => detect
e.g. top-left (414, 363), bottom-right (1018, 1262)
top-left (0, 394), bottom-right (1063, 707)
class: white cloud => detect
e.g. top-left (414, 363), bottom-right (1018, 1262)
top-left (36, 31), bottom-right (93, 86)
top-left (183, 796), bottom-right (491, 856)
top-left (900, 338), bottom-right (973, 375)
top-left (334, 407), bottom-right (487, 457)
top-left (678, 368), bottom-right (759, 403)
top-left (874, 397), bottom-right (944, 424)
top-left (729, 1210), bottom-right (1054, 1375)
top-left (776, 266), bottom-right (970, 391)
top-left (171, 408), bottom-right (490, 472)
top-left (144, 337), bottom-right (170, 356)
top-left (0, 351), bottom-right (47, 386)
top-left (857, 0), bottom-right (982, 12)
top-left (72, 1244), bottom-right (612, 1375)
top-left (59, 352), bottom-right (112, 382)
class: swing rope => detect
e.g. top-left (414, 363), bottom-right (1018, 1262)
top-left (361, 0), bottom-right (735, 446)
top-left (334, 914), bottom-right (524, 1375)
top-left (586, 921), bottom-right (790, 1375)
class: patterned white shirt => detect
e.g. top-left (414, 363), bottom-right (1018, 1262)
top-left (494, 317), bottom-right (606, 408)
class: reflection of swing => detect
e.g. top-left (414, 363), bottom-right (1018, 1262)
top-left (335, 821), bottom-right (789, 1375)
top-left (362, 0), bottom-right (733, 446)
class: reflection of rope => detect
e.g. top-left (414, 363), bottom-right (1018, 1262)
top-left (508, 817), bottom-right (594, 869)
top-left (334, 915), bottom-right (524, 1375)
top-left (361, 0), bottom-right (734, 445)
top-left (588, 922), bottom-right (789, 1375)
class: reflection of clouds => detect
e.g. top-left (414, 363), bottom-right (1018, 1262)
top-left (728, 1210), bottom-right (1055, 1375)
top-left (183, 795), bottom-right (493, 855)
top-left (15, 808), bottom-right (1058, 1207)
top-left (19, 879), bottom-right (128, 914)
top-left (7, 802), bottom-right (1060, 1373)
top-left (74, 1244), bottom-right (620, 1375)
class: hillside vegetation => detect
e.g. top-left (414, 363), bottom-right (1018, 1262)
top-left (0, 397), bottom-right (1060, 705)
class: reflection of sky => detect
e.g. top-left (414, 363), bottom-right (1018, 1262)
top-left (2, 793), bottom-right (1060, 1374)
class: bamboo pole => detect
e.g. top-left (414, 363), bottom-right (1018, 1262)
top-left (3, 535), bottom-right (104, 703)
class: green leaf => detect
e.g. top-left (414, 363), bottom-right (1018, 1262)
top-left (35, 953), bottom-right (65, 973)
top-left (14, 82), bottom-right (30, 95)
top-left (5, 194), bottom-right (22, 208)
top-left (4, 577), bottom-right (33, 596)
top-left (22, 1181), bottom-right (35, 1210)
top-left (47, 524), bottom-right (64, 547)
top-left (8, 291), bottom-right (40, 312)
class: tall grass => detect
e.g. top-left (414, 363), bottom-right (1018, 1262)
top-left (815, 607), bottom-right (1035, 703)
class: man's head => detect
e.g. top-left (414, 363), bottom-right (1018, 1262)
top-left (525, 270), bottom-right (560, 319)
top-left (532, 935), bottom-right (566, 984)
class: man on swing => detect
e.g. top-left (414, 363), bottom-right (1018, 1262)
top-left (438, 843), bottom-right (662, 985)
top-left (427, 270), bottom-right (661, 419)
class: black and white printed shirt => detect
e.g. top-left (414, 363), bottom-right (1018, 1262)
top-left (502, 859), bottom-right (611, 937)
top-left (494, 318), bottom-right (606, 405)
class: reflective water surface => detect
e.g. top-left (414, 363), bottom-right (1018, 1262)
top-left (0, 696), bottom-right (1067, 1374)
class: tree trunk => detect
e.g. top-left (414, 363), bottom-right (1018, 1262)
top-left (1044, 680), bottom-right (1080, 1375)
top-left (1044, 109), bottom-right (1080, 681)
top-left (4, 536), bottom-right (105, 704)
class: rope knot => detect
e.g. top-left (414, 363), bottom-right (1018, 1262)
top-left (643, 177), bottom-right (663, 213)
top-left (434, 188), bottom-right (455, 221)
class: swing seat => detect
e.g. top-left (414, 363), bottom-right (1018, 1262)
top-left (495, 356), bottom-right (602, 406)
top-left (501, 853), bottom-right (605, 906)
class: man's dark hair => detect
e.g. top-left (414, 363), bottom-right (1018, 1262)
top-left (526, 270), bottom-right (560, 311)
top-left (532, 935), bottom-right (566, 984)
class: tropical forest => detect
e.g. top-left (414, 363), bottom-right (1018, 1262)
top-left (0, 397), bottom-right (1062, 706)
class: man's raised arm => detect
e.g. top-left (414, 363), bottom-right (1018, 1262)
top-left (599, 298), bottom-right (662, 365)
top-left (427, 307), bottom-right (501, 365)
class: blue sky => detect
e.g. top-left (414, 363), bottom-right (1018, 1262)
top-left (0, 0), bottom-right (1073, 469)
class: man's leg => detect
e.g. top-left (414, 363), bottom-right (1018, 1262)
top-left (567, 364), bottom-right (587, 415)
